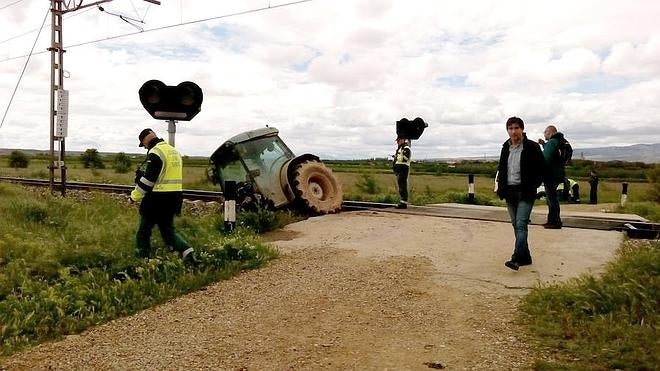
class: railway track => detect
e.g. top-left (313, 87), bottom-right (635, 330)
top-left (342, 200), bottom-right (659, 238)
top-left (0, 176), bottom-right (222, 202)
top-left (1, 176), bottom-right (658, 238)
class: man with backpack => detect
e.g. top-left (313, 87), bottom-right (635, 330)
top-left (538, 125), bottom-right (571, 229)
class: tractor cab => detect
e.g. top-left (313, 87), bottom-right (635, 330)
top-left (208, 126), bottom-right (343, 214)
top-left (208, 127), bottom-right (295, 209)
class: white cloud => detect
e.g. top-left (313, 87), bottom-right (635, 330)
top-left (1, 0), bottom-right (659, 160)
top-left (602, 33), bottom-right (660, 77)
top-left (467, 48), bottom-right (601, 90)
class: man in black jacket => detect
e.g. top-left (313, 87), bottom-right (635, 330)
top-left (496, 117), bottom-right (545, 271)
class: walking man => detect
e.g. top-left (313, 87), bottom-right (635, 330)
top-left (393, 136), bottom-right (411, 209)
top-left (130, 128), bottom-right (196, 262)
top-left (538, 125), bottom-right (566, 229)
top-left (496, 117), bottom-right (545, 271)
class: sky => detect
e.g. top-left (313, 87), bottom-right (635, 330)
top-left (1, 0), bottom-right (659, 160)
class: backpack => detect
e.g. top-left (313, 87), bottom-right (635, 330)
top-left (558, 137), bottom-right (573, 165)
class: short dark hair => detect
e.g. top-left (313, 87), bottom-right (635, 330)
top-left (506, 116), bottom-right (524, 130)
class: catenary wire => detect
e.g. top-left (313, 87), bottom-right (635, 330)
top-left (0, 0), bottom-right (313, 62)
top-left (98, 4), bottom-right (145, 31)
top-left (128, 0), bottom-right (144, 21)
top-left (0, 0), bottom-right (25, 11)
top-left (0, 6), bottom-right (49, 130)
top-left (0, 7), bottom-right (94, 46)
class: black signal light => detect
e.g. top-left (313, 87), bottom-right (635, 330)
top-left (139, 80), bottom-right (203, 121)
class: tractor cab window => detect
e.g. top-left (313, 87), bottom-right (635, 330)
top-left (232, 136), bottom-right (294, 203)
top-left (235, 137), bottom-right (293, 178)
top-left (258, 138), bottom-right (290, 167)
top-left (217, 151), bottom-right (249, 192)
top-left (220, 160), bottom-right (248, 181)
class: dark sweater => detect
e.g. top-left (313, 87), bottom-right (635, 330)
top-left (542, 132), bottom-right (566, 183)
top-left (496, 137), bottom-right (545, 201)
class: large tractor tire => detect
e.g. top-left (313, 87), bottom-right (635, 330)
top-left (292, 160), bottom-right (343, 214)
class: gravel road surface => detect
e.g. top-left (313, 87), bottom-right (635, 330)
top-left (2, 210), bottom-right (622, 370)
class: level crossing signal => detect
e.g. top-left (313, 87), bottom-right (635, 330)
top-left (396, 117), bottom-right (428, 140)
top-left (138, 80), bottom-right (203, 121)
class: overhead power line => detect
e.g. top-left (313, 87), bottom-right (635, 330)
top-left (0, 6), bottom-right (49, 130)
top-left (0, 0), bottom-right (25, 11)
top-left (0, 7), bottom-right (94, 46)
top-left (0, 0), bottom-right (313, 63)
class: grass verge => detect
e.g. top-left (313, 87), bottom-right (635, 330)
top-left (615, 201), bottom-right (660, 223)
top-left (521, 239), bottom-right (659, 370)
top-left (0, 184), bottom-right (287, 356)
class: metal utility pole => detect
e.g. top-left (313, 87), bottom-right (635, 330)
top-left (48, 0), bottom-right (65, 195)
top-left (48, 0), bottom-right (160, 195)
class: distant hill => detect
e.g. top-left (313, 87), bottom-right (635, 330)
top-left (574, 143), bottom-right (660, 163)
top-left (421, 143), bottom-right (659, 163)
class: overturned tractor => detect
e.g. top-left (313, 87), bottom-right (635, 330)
top-left (207, 127), bottom-right (343, 214)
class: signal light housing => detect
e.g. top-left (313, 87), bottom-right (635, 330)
top-left (396, 117), bottom-right (428, 140)
top-left (138, 80), bottom-right (203, 121)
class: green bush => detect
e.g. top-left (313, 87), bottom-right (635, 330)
top-left (79, 148), bottom-right (105, 169)
top-left (8, 150), bottom-right (29, 168)
top-left (113, 152), bottom-right (132, 173)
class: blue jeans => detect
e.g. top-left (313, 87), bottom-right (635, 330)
top-left (506, 190), bottom-right (535, 261)
top-left (545, 181), bottom-right (561, 224)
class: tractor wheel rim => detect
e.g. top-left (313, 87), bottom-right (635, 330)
top-left (310, 182), bottom-right (324, 199)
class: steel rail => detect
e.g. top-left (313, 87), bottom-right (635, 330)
top-left (0, 176), bottom-right (222, 202)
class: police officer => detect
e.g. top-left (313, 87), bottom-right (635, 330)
top-left (393, 136), bottom-right (411, 209)
top-left (589, 170), bottom-right (599, 204)
top-left (567, 178), bottom-right (580, 203)
top-left (131, 128), bottom-right (195, 261)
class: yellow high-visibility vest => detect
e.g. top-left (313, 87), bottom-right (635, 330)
top-left (395, 144), bottom-right (411, 166)
top-left (150, 142), bottom-right (183, 192)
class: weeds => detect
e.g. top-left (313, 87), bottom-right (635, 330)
top-left (355, 172), bottom-right (381, 194)
top-left (615, 202), bottom-right (660, 222)
top-left (521, 240), bottom-right (659, 370)
top-left (344, 189), bottom-right (502, 206)
top-left (0, 185), bottom-right (279, 356)
top-left (236, 207), bottom-right (303, 234)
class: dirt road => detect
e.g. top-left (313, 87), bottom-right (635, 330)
top-left (3, 210), bottom-right (622, 370)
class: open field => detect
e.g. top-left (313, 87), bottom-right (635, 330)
top-left (0, 159), bottom-right (654, 205)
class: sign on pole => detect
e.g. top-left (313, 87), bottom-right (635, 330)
top-left (56, 89), bottom-right (69, 138)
